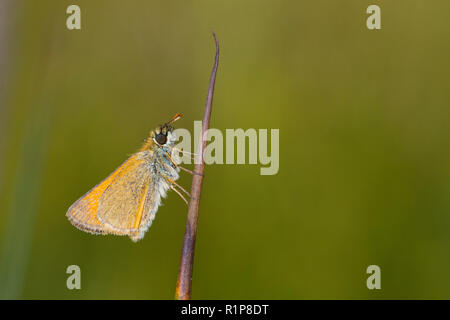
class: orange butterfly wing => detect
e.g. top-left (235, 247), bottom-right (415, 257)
top-left (66, 154), bottom-right (149, 236)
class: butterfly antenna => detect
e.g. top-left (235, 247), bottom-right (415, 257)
top-left (166, 113), bottom-right (183, 126)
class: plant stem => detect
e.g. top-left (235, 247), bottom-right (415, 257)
top-left (175, 33), bottom-right (219, 300)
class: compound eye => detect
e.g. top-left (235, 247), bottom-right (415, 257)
top-left (155, 133), bottom-right (167, 145)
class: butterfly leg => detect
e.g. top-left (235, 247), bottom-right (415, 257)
top-left (167, 178), bottom-right (190, 206)
top-left (178, 165), bottom-right (204, 176)
top-left (172, 180), bottom-right (190, 197)
top-left (165, 150), bottom-right (204, 176)
top-left (170, 185), bottom-right (189, 206)
top-left (171, 147), bottom-right (199, 160)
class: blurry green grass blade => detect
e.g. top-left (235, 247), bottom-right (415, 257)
top-left (0, 113), bottom-right (51, 299)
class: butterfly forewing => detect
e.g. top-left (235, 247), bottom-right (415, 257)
top-left (66, 151), bottom-right (161, 240)
top-left (66, 155), bottom-right (143, 236)
top-left (97, 151), bottom-right (154, 232)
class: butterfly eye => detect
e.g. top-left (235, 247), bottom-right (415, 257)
top-left (155, 133), bottom-right (167, 145)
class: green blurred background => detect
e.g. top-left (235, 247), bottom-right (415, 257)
top-left (0, 0), bottom-right (449, 299)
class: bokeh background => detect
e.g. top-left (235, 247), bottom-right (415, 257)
top-left (0, 0), bottom-right (449, 299)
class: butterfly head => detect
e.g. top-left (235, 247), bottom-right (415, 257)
top-left (151, 113), bottom-right (182, 147)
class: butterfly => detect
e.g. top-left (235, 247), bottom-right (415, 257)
top-left (66, 113), bottom-right (192, 242)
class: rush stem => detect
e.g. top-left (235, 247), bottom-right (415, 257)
top-left (175, 33), bottom-right (219, 300)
